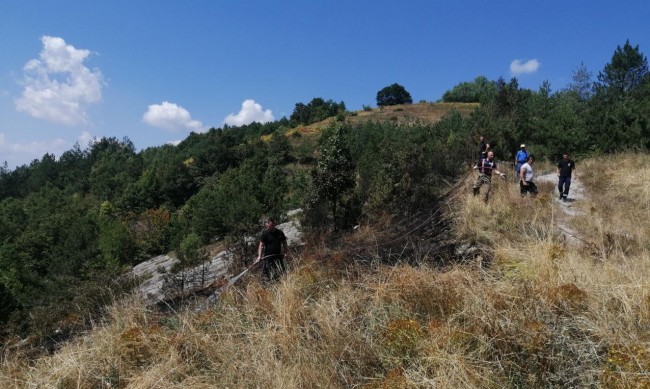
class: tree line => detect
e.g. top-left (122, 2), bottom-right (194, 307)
top-left (442, 40), bottom-right (649, 160)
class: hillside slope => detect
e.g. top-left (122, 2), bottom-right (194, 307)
top-left (2, 152), bottom-right (649, 388)
top-left (288, 102), bottom-right (478, 138)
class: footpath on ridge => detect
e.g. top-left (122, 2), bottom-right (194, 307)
top-left (536, 172), bottom-right (587, 246)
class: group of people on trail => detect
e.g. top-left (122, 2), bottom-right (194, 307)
top-left (250, 137), bottom-right (577, 285)
top-left (472, 136), bottom-right (576, 203)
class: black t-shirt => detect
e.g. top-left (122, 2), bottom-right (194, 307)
top-left (260, 228), bottom-right (287, 256)
top-left (557, 159), bottom-right (575, 177)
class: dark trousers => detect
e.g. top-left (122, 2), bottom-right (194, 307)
top-left (558, 176), bottom-right (571, 197)
top-left (262, 254), bottom-right (285, 282)
top-left (520, 180), bottom-right (538, 196)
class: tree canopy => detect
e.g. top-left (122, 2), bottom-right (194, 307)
top-left (376, 83), bottom-right (413, 107)
top-left (290, 98), bottom-right (346, 126)
top-left (597, 40), bottom-right (649, 96)
top-left (441, 76), bottom-right (497, 103)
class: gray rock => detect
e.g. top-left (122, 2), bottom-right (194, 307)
top-left (286, 208), bottom-right (303, 218)
top-left (130, 219), bottom-right (303, 304)
top-left (277, 220), bottom-right (303, 246)
top-left (131, 251), bottom-right (232, 304)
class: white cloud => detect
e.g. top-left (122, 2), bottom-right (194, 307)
top-left (510, 59), bottom-right (541, 76)
top-left (0, 132), bottom-right (69, 167)
top-left (224, 99), bottom-right (274, 126)
top-left (15, 36), bottom-right (104, 126)
top-left (142, 101), bottom-right (205, 133)
top-left (77, 130), bottom-right (95, 147)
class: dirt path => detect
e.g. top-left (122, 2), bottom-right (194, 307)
top-left (536, 173), bottom-right (587, 246)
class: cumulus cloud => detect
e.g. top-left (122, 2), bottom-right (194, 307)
top-left (142, 101), bottom-right (205, 132)
top-left (510, 59), bottom-right (541, 76)
top-left (224, 99), bottom-right (274, 126)
top-left (15, 36), bottom-right (104, 126)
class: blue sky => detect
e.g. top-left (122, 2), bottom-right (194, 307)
top-left (1, 0), bottom-right (648, 169)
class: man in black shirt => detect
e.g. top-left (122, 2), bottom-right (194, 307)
top-left (557, 153), bottom-right (576, 201)
top-left (254, 218), bottom-right (289, 283)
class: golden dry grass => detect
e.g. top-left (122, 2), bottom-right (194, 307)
top-left (288, 102), bottom-right (478, 138)
top-left (2, 152), bottom-right (650, 388)
top-left (346, 102), bottom-right (478, 126)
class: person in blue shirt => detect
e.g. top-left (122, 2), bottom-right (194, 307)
top-left (514, 144), bottom-right (529, 178)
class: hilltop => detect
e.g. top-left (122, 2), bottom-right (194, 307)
top-left (289, 102), bottom-right (478, 136)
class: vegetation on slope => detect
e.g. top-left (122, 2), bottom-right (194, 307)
top-left (2, 152), bottom-right (648, 388)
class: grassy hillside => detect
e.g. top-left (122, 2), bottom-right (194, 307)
top-left (2, 152), bottom-right (648, 388)
top-left (290, 102), bottom-right (478, 136)
top-left (348, 102), bottom-right (479, 125)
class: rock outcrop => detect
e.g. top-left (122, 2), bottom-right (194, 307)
top-left (130, 219), bottom-right (303, 304)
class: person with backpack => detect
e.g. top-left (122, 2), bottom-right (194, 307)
top-left (519, 155), bottom-right (538, 198)
top-left (514, 144), bottom-right (529, 179)
top-left (557, 153), bottom-right (576, 201)
top-left (473, 151), bottom-right (507, 203)
top-left (254, 218), bottom-right (290, 283)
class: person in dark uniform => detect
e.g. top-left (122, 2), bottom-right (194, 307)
top-left (557, 153), bottom-right (576, 201)
top-left (473, 151), bottom-right (507, 203)
top-left (254, 218), bottom-right (290, 283)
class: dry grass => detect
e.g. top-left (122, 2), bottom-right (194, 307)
top-left (290, 102), bottom-right (478, 138)
top-left (2, 152), bottom-right (650, 388)
top-left (346, 102), bottom-right (478, 127)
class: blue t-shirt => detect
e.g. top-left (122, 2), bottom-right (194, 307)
top-left (516, 149), bottom-right (529, 163)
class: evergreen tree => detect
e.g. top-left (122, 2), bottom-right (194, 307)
top-left (308, 126), bottom-right (355, 229)
top-left (597, 40), bottom-right (649, 96)
top-left (566, 62), bottom-right (593, 102)
top-left (589, 40), bottom-right (650, 151)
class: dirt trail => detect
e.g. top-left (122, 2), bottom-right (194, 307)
top-left (536, 173), bottom-right (587, 246)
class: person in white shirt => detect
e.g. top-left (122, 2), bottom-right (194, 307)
top-left (519, 156), bottom-right (538, 198)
